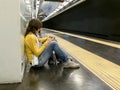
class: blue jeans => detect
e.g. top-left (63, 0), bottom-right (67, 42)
top-left (38, 41), bottom-right (68, 66)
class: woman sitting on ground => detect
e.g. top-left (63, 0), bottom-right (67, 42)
top-left (24, 19), bottom-right (80, 69)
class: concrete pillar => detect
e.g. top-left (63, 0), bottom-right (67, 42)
top-left (0, 0), bottom-right (24, 83)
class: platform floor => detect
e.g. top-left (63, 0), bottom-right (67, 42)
top-left (0, 28), bottom-right (118, 90)
top-left (0, 64), bottom-right (111, 90)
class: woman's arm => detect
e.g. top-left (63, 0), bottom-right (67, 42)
top-left (38, 37), bottom-right (48, 43)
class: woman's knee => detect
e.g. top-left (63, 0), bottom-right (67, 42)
top-left (49, 41), bottom-right (58, 46)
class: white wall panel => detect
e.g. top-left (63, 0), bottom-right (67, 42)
top-left (0, 0), bottom-right (24, 83)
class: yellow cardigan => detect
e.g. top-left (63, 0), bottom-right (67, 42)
top-left (24, 32), bottom-right (49, 63)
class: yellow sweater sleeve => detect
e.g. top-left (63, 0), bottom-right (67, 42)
top-left (38, 37), bottom-right (47, 43)
top-left (25, 34), bottom-right (49, 57)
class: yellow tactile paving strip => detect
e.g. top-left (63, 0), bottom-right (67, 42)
top-left (51, 34), bottom-right (120, 90)
top-left (45, 29), bottom-right (120, 49)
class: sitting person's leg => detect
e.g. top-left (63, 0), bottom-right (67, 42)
top-left (48, 51), bottom-right (58, 65)
top-left (51, 41), bottom-right (80, 68)
top-left (38, 41), bottom-right (67, 66)
top-left (38, 41), bottom-right (80, 68)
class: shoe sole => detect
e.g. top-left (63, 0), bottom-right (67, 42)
top-left (63, 66), bottom-right (80, 69)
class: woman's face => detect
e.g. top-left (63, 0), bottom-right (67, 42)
top-left (36, 28), bottom-right (41, 34)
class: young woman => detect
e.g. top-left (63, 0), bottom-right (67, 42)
top-left (24, 19), bottom-right (80, 69)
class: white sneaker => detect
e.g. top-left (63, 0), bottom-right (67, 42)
top-left (63, 58), bottom-right (80, 69)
